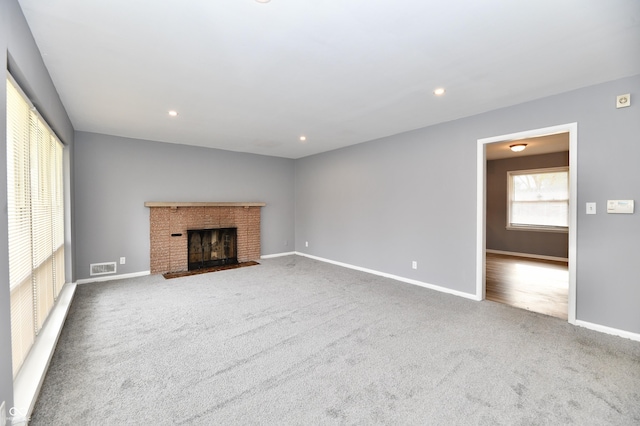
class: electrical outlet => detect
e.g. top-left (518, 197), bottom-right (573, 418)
top-left (305, 241), bottom-right (309, 247)
top-left (120, 257), bottom-right (126, 265)
top-left (412, 261), bottom-right (417, 270)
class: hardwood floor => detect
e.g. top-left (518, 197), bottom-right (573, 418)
top-left (485, 253), bottom-right (568, 320)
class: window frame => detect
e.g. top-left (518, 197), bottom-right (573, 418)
top-left (7, 74), bottom-right (66, 377)
top-left (506, 166), bottom-right (569, 233)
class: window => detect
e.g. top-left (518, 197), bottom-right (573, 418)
top-left (507, 167), bottom-right (569, 232)
top-left (6, 76), bottom-right (65, 377)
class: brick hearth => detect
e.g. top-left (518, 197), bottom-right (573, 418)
top-left (145, 202), bottom-right (265, 274)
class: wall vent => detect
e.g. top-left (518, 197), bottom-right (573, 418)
top-left (90, 262), bottom-right (117, 276)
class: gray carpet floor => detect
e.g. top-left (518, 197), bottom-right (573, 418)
top-left (31, 255), bottom-right (640, 425)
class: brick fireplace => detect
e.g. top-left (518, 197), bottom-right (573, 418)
top-left (145, 202), bottom-right (265, 274)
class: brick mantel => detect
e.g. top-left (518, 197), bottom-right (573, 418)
top-left (146, 202), bottom-right (265, 274)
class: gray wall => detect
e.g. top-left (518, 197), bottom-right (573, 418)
top-left (295, 74), bottom-right (640, 334)
top-left (1, 0), bottom-right (75, 411)
top-left (486, 152), bottom-right (569, 258)
top-left (74, 132), bottom-right (295, 280)
top-left (295, 122), bottom-right (478, 294)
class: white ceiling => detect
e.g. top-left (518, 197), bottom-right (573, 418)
top-left (17, 0), bottom-right (640, 159)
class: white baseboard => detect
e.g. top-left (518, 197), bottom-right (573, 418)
top-left (13, 282), bottom-right (77, 425)
top-left (575, 320), bottom-right (640, 342)
top-left (486, 249), bottom-right (568, 263)
top-left (292, 253), bottom-right (639, 342)
top-left (261, 251), bottom-right (296, 259)
top-left (76, 270), bottom-right (150, 285)
top-left (295, 251), bottom-right (479, 301)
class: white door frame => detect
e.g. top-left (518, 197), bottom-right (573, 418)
top-left (476, 123), bottom-right (577, 324)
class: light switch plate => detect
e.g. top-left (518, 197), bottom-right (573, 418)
top-left (607, 200), bottom-right (634, 214)
top-left (586, 202), bottom-right (596, 215)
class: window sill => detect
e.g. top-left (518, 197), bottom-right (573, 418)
top-left (506, 225), bottom-right (568, 233)
top-left (13, 282), bottom-right (77, 423)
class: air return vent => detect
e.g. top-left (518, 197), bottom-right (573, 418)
top-left (90, 262), bottom-right (117, 276)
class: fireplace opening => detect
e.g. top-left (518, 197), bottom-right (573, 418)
top-left (188, 228), bottom-right (237, 271)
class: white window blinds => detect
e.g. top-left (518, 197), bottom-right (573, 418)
top-left (7, 79), bottom-right (32, 292)
top-left (6, 76), bottom-right (65, 377)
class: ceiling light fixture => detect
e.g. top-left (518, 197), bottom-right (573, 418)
top-left (168, 110), bottom-right (178, 117)
top-left (299, 136), bottom-right (307, 141)
top-left (510, 143), bottom-right (527, 152)
top-left (255, 0), bottom-right (271, 3)
top-left (433, 88), bottom-right (446, 96)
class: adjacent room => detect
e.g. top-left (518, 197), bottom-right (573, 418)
top-left (1, 0), bottom-right (639, 424)
top-left (484, 133), bottom-right (570, 320)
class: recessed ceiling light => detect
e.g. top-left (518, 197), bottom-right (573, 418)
top-left (168, 110), bottom-right (178, 117)
top-left (255, 0), bottom-right (271, 3)
top-left (434, 88), bottom-right (446, 96)
top-left (299, 136), bottom-right (307, 141)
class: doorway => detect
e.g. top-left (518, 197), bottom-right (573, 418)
top-left (476, 124), bottom-right (577, 324)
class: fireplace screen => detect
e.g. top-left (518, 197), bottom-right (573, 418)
top-left (188, 228), bottom-right (237, 270)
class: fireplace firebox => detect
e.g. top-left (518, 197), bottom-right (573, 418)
top-left (188, 228), bottom-right (237, 270)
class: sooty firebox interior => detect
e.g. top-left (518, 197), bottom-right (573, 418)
top-left (188, 228), bottom-right (237, 271)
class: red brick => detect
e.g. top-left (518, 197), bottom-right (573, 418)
top-left (148, 205), bottom-right (263, 274)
